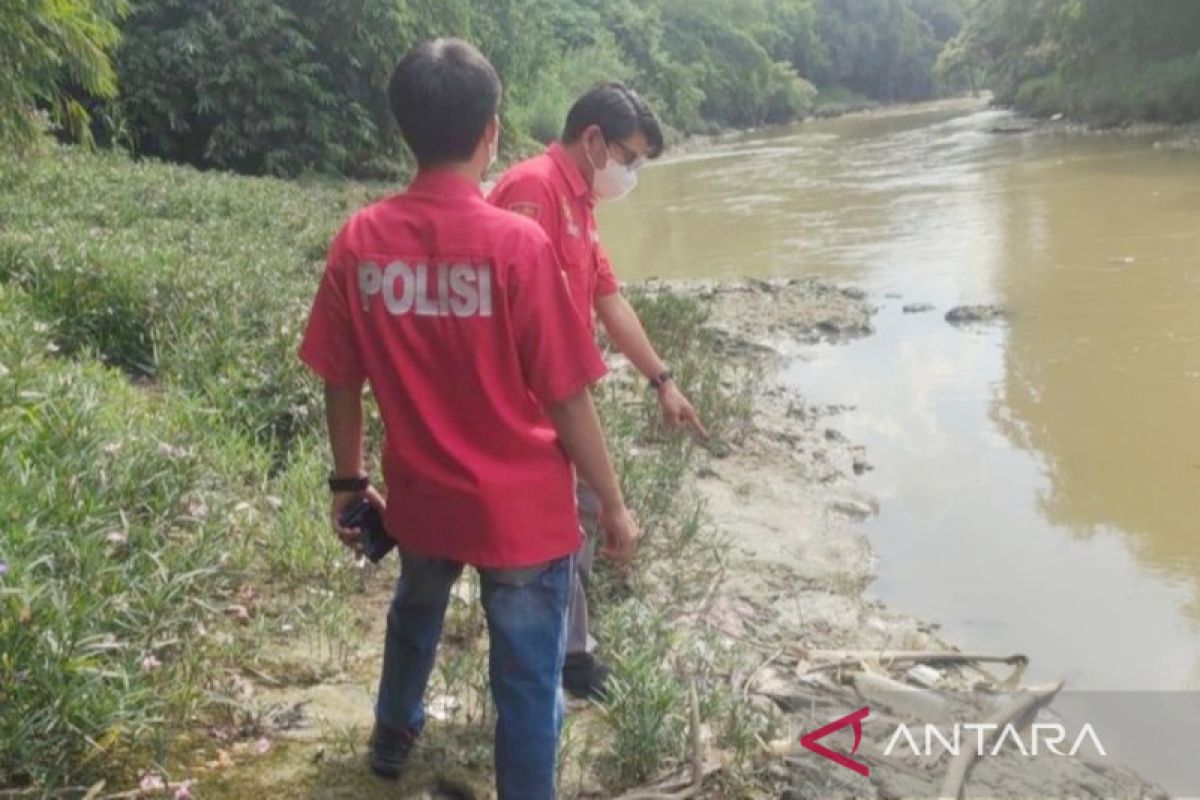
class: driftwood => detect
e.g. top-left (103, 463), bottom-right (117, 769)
top-left (937, 680), bottom-right (1066, 800)
top-left (799, 649), bottom-right (1028, 674)
top-left (849, 671), bottom-right (954, 722)
top-left (613, 680), bottom-right (710, 800)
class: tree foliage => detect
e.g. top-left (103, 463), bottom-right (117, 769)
top-left (0, 0), bottom-right (128, 149)
top-left (942, 0), bottom-right (1200, 124)
top-left (812, 0), bottom-right (969, 102)
top-left (4, 0), bottom-right (974, 175)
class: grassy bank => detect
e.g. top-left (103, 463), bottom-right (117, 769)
top-left (1, 146), bottom-right (773, 796)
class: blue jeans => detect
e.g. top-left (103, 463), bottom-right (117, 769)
top-left (375, 551), bottom-right (572, 800)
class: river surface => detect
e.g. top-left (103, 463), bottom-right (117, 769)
top-left (601, 98), bottom-right (1200, 789)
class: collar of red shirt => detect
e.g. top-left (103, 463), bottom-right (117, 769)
top-left (407, 169), bottom-right (483, 199)
top-left (547, 142), bottom-right (593, 206)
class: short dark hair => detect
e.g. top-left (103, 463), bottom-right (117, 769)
top-left (562, 81), bottom-right (665, 159)
top-left (388, 39), bottom-right (501, 167)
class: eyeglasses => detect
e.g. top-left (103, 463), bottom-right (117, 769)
top-left (608, 139), bottom-right (646, 171)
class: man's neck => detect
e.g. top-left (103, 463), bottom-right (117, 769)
top-left (419, 161), bottom-right (484, 186)
top-left (560, 140), bottom-right (595, 186)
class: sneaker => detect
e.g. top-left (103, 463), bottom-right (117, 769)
top-left (562, 652), bottom-right (611, 701)
top-left (369, 722), bottom-right (417, 779)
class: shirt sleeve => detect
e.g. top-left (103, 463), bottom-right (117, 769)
top-left (488, 174), bottom-right (557, 231)
top-left (508, 235), bottom-right (608, 408)
top-left (594, 242), bottom-right (620, 298)
top-left (298, 227), bottom-right (366, 387)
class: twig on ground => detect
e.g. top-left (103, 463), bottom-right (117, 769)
top-left (739, 646), bottom-right (786, 699)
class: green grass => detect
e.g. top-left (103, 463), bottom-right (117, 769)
top-left (0, 143), bottom-right (770, 796)
top-left (0, 147), bottom-right (379, 792)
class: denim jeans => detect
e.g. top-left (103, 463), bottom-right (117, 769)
top-left (375, 550), bottom-right (572, 800)
top-left (566, 481), bottom-right (602, 655)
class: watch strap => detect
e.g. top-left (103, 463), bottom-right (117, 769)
top-left (328, 474), bottom-right (369, 493)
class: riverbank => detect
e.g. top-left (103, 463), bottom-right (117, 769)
top-left (188, 278), bottom-right (1163, 799)
top-left (1, 144), bottom-right (1172, 798)
top-left (979, 104), bottom-right (1200, 151)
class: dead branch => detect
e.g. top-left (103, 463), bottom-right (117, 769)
top-left (799, 649), bottom-right (1028, 674)
top-left (937, 680), bottom-right (1065, 800)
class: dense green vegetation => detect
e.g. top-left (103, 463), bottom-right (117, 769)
top-left (940, 0), bottom-right (1200, 124)
top-left (3, 0), bottom-right (971, 176)
top-left (0, 147), bottom-right (373, 790)
top-left (0, 145), bottom-right (761, 794)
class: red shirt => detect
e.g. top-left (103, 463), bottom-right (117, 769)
top-left (298, 170), bottom-right (607, 568)
top-left (488, 143), bottom-right (620, 337)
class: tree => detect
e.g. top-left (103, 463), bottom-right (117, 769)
top-left (0, 0), bottom-right (127, 150)
top-left (116, 0), bottom-right (413, 176)
top-left (947, 0), bottom-right (1200, 123)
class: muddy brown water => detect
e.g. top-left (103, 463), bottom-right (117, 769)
top-left (601, 98), bottom-right (1200, 793)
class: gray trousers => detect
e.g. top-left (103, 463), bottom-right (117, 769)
top-left (566, 481), bottom-right (602, 655)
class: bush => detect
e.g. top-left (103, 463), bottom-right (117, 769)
top-left (115, 0), bottom-right (408, 177)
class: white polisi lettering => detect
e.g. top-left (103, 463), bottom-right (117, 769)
top-left (357, 261), bottom-right (493, 318)
top-left (357, 261), bottom-right (382, 311)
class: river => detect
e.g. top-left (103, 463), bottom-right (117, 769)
top-left (601, 98), bottom-right (1200, 790)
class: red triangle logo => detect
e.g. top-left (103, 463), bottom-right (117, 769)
top-left (799, 706), bottom-right (870, 777)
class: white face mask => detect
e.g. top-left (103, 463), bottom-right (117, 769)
top-left (587, 140), bottom-right (640, 202)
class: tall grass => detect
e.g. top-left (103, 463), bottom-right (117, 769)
top-left (0, 149), bottom-right (376, 792)
top-left (1, 144), bottom-right (769, 795)
top-left (0, 147), bottom-right (383, 449)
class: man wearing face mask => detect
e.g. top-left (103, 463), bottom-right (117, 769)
top-left (299, 41), bottom-right (639, 797)
top-left (490, 82), bottom-right (708, 701)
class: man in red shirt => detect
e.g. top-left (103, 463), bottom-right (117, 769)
top-left (298, 40), bottom-right (638, 798)
top-left (489, 82), bottom-right (705, 699)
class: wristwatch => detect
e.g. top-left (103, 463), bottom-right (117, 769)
top-left (648, 369), bottom-right (674, 390)
top-left (327, 473), bottom-right (369, 493)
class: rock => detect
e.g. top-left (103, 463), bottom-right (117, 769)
top-left (945, 304), bottom-right (1006, 325)
top-left (902, 302), bottom-right (936, 314)
top-left (705, 439), bottom-right (733, 459)
top-left (851, 455), bottom-right (872, 475)
top-left (824, 428), bottom-right (848, 443)
top-left (906, 664), bottom-right (943, 688)
top-left (830, 497), bottom-right (877, 519)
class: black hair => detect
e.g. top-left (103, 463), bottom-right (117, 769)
top-left (387, 39), bottom-right (501, 167)
top-left (562, 81), bottom-right (665, 159)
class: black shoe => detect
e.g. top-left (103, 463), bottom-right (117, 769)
top-left (369, 722), bottom-right (417, 779)
top-left (562, 652), bottom-right (611, 701)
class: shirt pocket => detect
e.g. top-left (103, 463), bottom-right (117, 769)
top-left (558, 229), bottom-right (589, 269)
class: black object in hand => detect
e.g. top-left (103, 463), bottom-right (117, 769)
top-left (339, 498), bottom-right (396, 563)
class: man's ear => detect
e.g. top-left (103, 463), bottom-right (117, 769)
top-left (486, 115), bottom-right (501, 151)
top-left (583, 124), bottom-right (607, 168)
